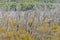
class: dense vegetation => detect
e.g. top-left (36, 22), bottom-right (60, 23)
top-left (0, 10), bottom-right (60, 40)
top-left (0, 0), bottom-right (59, 11)
top-left (0, 0), bottom-right (60, 40)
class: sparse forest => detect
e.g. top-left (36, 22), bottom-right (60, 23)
top-left (0, 0), bottom-right (60, 40)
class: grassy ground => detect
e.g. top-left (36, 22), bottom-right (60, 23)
top-left (0, 22), bottom-right (60, 40)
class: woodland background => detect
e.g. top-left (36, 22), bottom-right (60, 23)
top-left (0, 0), bottom-right (60, 40)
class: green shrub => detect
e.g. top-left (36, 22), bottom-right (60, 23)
top-left (0, 2), bottom-right (57, 11)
